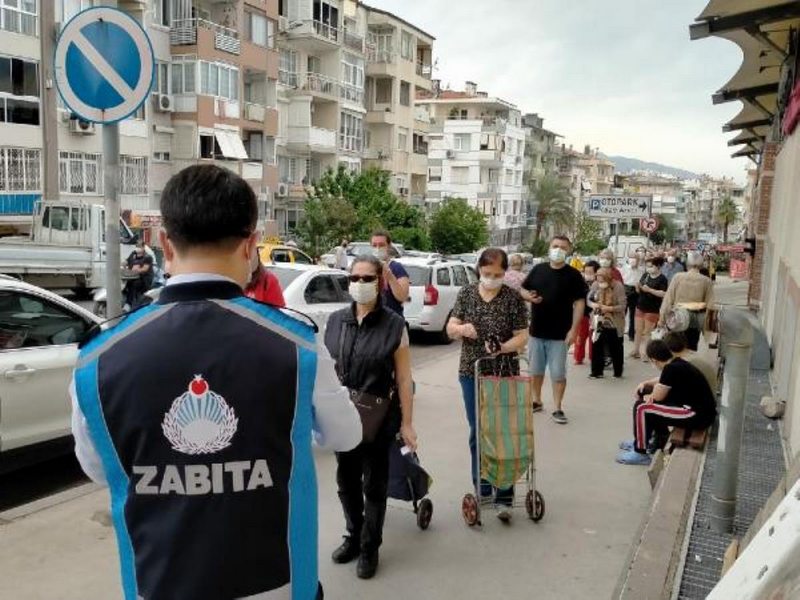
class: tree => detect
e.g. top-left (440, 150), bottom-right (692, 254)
top-left (573, 210), bottom-right (606, 255)
top-left (298, 166), bottom-right (430, 254)
top-left (530, 175), bottom-right (574, 246)
top-left (650, 213), bottom-right (678, 246)
top-left (429, 198), bottom-right (489, 254)
top-left (716, 196), bottom-right (738, 243)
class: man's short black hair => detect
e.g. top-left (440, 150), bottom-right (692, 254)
top-left (371, 229), bottom-right (392, 245)
top-left (478, 247), bottom-right (509, 270)
top-left (161, 165), bottom-right (257, 251)
top-left (646, 339), bottom-right (673, 363)
top-left (663, 331), bottom-right (688, 354)
top-left (649, 256), bottom-right (665, 268)
top-left (584, 260), bottom-right (601, 272)
top-left (552, 234), bottom-right (572, 247)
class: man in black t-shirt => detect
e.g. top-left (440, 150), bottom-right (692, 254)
top-left (616, 339), bottom-right (717, 465)
top-left (124, 241), bottom-right (154, 309)
top-left (520, 235), bottom-right (586, 425)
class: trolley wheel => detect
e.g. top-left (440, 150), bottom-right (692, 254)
top-left (461, 493), bottom-right (480, 527)
top-left (417, 498), bottom-right (433, 530)
top-left (526, 490), bottom-right (545, 522)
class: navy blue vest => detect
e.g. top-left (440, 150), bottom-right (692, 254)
top-left (74, 281), bottom-right (319, 600)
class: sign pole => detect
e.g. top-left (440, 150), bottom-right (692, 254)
top-left (615, 218), bottom-right (620, 258)
top-left (104, 120), bottom-right (122, 318)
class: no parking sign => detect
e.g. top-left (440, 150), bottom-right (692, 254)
top-left (54, 7), bottom-right (155, 124)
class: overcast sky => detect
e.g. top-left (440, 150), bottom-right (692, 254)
top-left (372, 0), bottom-right (749, 182)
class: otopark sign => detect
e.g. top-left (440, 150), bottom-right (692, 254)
top-left (54, 7), bottom-right (155, 124)
top-left (587, 194), bottom-right (652, 219)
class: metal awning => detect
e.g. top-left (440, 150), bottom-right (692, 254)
top-left (215, 130), bottom-right (249, 160)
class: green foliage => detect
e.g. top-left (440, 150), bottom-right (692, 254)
top-left (573, 210), bottom-right (606, 255)
top-left (716, 196), bottom-right (738, 243)
top-left (527, 238), bottom-right (549, 258)
top-left (650, 213), bottom-right (678, 245)
top-left (429, 198), bottom-right (489, 254)
top-left (297, 166), bottom-right (429, 254)
top-left (530, 175), bottom-right (574, 244)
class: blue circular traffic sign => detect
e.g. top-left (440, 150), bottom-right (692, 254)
top-left (54, 7), bottom-right (155, 124)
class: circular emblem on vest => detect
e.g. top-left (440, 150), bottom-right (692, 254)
top-left (162, 375), bottom-right (238, 455)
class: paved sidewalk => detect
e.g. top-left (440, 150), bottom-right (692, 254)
top-left (0, 343), bottom-right (657, 600)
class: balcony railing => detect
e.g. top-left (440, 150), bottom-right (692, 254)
top-left (299, 72), bottom-right (339, 98)
top-left (340, 83), bottom-right (364, 105)
top-left (368, 48), bottom-right (396, 63)
top-left (279, 69), bottom-right (298, 87)
top-left (171, 18), bottom-right (241, 55)
top-left (343, 28), bottom-right (365, 53)
top-left (244, 102), bottom-right (266, 123)
top-left (364, 146), bottom-right (392, 160)
top-left (416, 61), bottom-right (432, 77)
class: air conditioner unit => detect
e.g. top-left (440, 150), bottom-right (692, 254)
top-left (446, 150), bottom-right (455, 158)
top-left (278, 16), bottom-right (289, 32)
top-left (69, 119), bottom-right (96, 135)
top-left (156, 93), bottom-right (174, 112)
top-left (277, 182), bottom-right (289, 197)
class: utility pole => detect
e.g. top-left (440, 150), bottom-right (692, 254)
top-left (103, 0), bottom-right (122, 319)
top-left (40, 0), bottom-right (59, 200)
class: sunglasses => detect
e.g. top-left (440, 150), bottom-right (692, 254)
top-left (348, 275), bottom-right (378, 283)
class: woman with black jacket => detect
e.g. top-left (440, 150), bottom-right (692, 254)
top-left (324, 254), bottom-right (417, 580)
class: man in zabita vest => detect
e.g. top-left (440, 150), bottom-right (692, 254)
top-left (71, 165), bottom-right (361, 600)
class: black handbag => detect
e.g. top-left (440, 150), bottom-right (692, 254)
top-left (337, 324), bottom-right (391, 444)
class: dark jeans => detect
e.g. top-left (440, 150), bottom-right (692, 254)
top-left (685, 327), bottom-right (701, 351)
top-left (591, 329), bottom-right (624, 377)
top-left (458, 375), bottom-right (513, 505)
top-left (625, 288), bottom-right (638, 340)
top-left (335, 405), bottom-right (399, 554)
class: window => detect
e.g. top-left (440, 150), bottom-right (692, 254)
top-left (153, 151), bottom-right (170, 162)
top-left (515, 171), bottom-right (522, 186)
top-left (453, 133), bottom-right (470, 151)
top-left (375, 78), bottom-right (392, 104)
top-left (61, 0), bottom-right (94, 21)
top-left (1, 0), bottom-right (37, 37)
top-left (130, 103), bottom-right (145, 120)
top-left (413, 133), bottom-right (427, 154)
top-left (171, 57), bottom-right (196, 94)
top-left (451, 166), bottom-right (469, 185)
top-left (397, 127), bottom-right (408, 151)
top-left (120, 156), bottom-right (147, 195)
top-left (400, 31), bottom-right (413, 61)
top-left (505, 168), bottom-right (514, 184)
top-left (0, 55), bottom-right (39, 125)
top-left (58, 152), bottom-right (101, 195)
top-left (313, 0), bottom-right (339, 31)
top-left (452, 265), bottom-right (468, 287)
top-left (200, 135), bottom-right (217, 159)
top-left (279, 49), bottom-right (297, 87)
top-left (200, 61), bottom-right (238, 101)
top-left (305, 275), bottom-right (341, 304)
top-left (339, 111), bottom-right (363, 153)
top-left (247, 12), bottom-right (274, 49)
top-left (400, 81), bottom-right (410, 106)
top-left (436, 268), bottom-right (451, 287)
top-left (487, 168), bottom-right (499, 183)
top-left (154, 0), bottom-right (169, 27)
top-left (340, 52), bottom-right (364, 103)
top-left (155, 61), bottom-right (170, 95)
top-left (0, 147), bottom-right (39, 191)
top-left (245, 132), bottom-right (263, 161)
top-left (428, 166), bottom-right (441, 182)
top-left (0, 291), bottom-right (90, 349)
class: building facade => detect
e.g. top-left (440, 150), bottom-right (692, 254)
top-left (521, 113), bottom-right (560, 240)
top-left (417, 82), bottom-right (527, 246)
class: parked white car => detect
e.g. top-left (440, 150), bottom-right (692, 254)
top-left (320, 241), bottom-right (405, 269)
top-left (266, 264), bottom-right (352, 335)
top-left (398, 259), bottom-right (478, 343)
top-left (0, 276), bottom-right (102, 473)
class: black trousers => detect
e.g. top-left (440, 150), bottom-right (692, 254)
top-left (335, 405), bottom-right (399, 554)
top-left (625, 288), bottom-right (638, 341)
top-left (591, 328), bottom-right (624, 377)
top-left (632, 388), bottom-right (706, 453)
top-left (685, 327), bottom-right (701, 351)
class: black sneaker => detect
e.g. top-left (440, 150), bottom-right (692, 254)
top-left (357, 551), bottom-right (379, 579)
top-left (331, 537), bottom-right (359, 564)
top-left (589, 374), bottom-right (604, 379)
top-left (552, 410), bottom-right (568, 425)
top-left (532, 402), bottom-right (544, 413)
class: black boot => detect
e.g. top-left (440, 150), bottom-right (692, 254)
top-left (331, 537), bottom-right (360, 564)
top-left (357, 551), bottom-right (379, 579)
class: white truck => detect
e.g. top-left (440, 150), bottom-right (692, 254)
top-left (609, 235), bottom-right (652, 263)
top-left (0, 200), bottom-right (139, 296)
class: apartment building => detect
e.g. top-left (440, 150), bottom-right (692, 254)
top-left (417, 82), bottom-right (527, 246)
top-left (682, 176), bottom-right (744, 241)
top-left (361, 4), bottom-right (434, 208)
top-left (555, 144), bottom-right (615, 216)
top-left (272, 0), bottom-right (368, 234)
top-left (0, 0), bottom-right (281, 237)
top-left (614, 174), bottom-right (687, 239)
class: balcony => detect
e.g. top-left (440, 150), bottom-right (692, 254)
top-left (363, 146), bottom-right (392, 162)
top-left (416, 61), bottom-right (432, 78)
top-left (340, 83), bottom-right (365, 106)
top-left (244, 102), bottom-right (266, 124)
top-left (284, 19), bottom-right (341, 52)
top-left (343, 28), bottom-right (365, 53)
top-left (478, 183), bottom-right (499, 198)
top-left (367, 48), bottom-right (396, 64)
top-left (294, 72), bottom-right (340, 101)
top-left (171, 18), bottom-right (240, 55)
top-left (287, 126), bottom-right (337, 154)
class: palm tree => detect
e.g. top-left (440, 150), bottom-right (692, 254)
top-left (716, 196), bottom-right (738, 243)
top-left (530, 175), bottom-right (574, 247)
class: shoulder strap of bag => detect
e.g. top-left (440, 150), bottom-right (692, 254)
top-left (336, 321), bottom-right (349, 382)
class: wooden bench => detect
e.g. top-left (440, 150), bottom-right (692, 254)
top-left (667, 427), bottom-right (709, 451)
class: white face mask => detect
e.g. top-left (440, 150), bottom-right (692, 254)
top-left (372, 247), bottom-right (389, 262)
top-left (349, 281), bottom-right (379, 305)
top-left (599, 258), bottom-right (611, 268)
top-left (480, 276), bottom-right (503, 291)
top-left (598, 282), bottom-right (610, 290)
top-left (667, 256), bottom-right (675, 264)
top-left (549, 248), bottom-right (567, 264)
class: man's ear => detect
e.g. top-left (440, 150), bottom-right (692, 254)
top-left (159, 230), bottom-right (175, 262)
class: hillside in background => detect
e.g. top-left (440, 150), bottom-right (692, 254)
top-left (605, 155), bottom-right (701, 180)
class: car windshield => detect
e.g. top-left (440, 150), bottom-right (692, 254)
top-left (266, 267), bottom-right (302, 290)
top-left (403, 265), bottom-right (431, 287)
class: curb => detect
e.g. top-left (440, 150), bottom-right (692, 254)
top-left (0, 482), bottom-right (100, 524)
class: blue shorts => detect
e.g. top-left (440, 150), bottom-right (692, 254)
top-left (528, 338), bottom-right (568, 381)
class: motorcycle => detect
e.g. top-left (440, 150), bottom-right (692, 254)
top-left (92, 266), bottom-right (166, 318)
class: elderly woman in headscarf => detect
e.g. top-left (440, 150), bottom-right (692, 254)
top-left (659, 251), bottom-right (714, 351)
